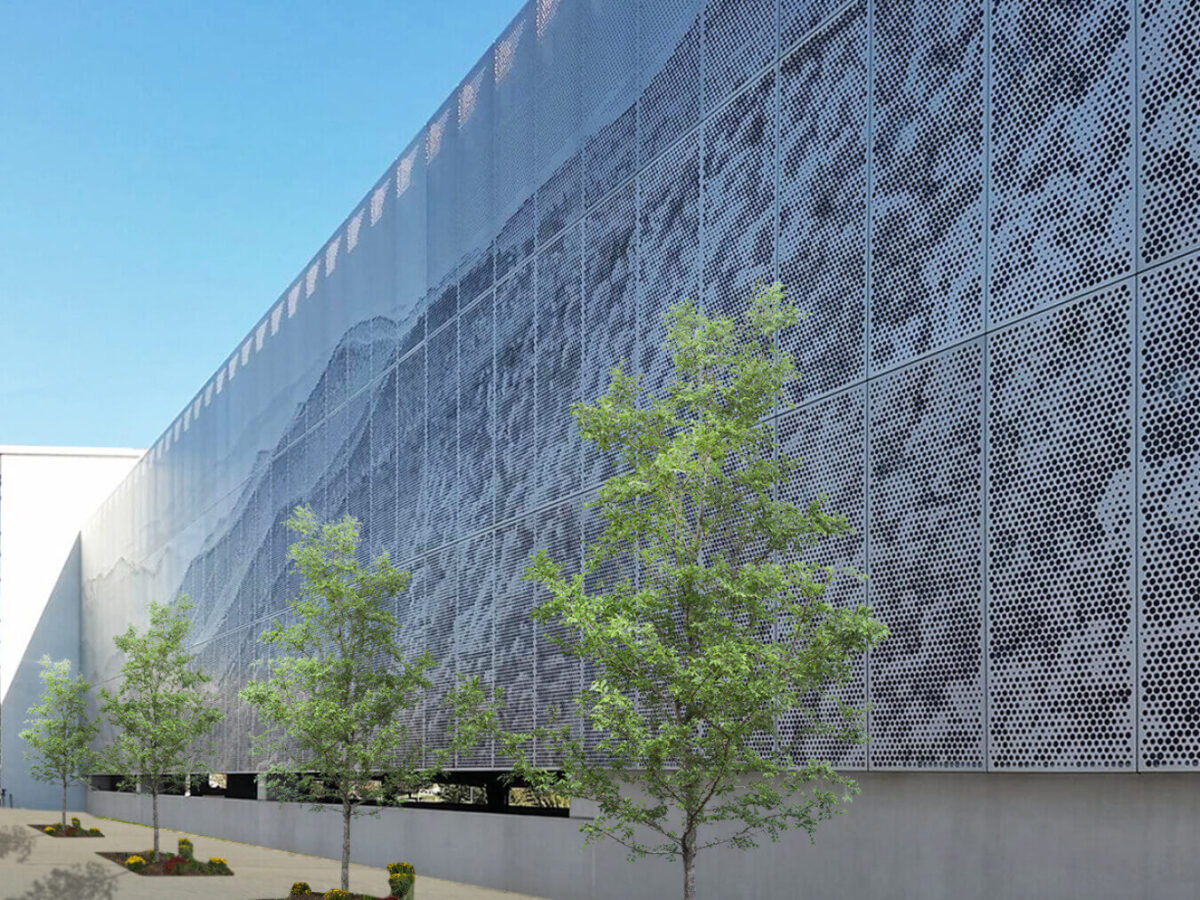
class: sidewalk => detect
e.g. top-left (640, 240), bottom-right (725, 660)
top-left (0, 807), bottom-right (550, 899)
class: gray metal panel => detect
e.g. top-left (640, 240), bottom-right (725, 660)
top-left (1138, 0), bottom-right (1200, 266)
top-left (781, 0), bottom-right (850, 49)
top-left (534, 224), bottom-right (583, 506)
top-left (637, 132), bottom-right (701, 399)
top-left (534, 0), bottom-right (582, 175)
top-left (424, 320), bottom-right (459, 551)
top-left (583, 181), bottom-right (638, 486)
top-left (456, 530), bottom-right (496, 768)
top-left (494, 260), bottom-right (537, 524)
top-left (535, 500), bottom-right (583, 765)
top-left (868, 342), bottom-right (984, 768)
top-left (987, 283), bottom-right (1135, 769)
top-left (395, 345), bottom-right (426, 562)
top-left (458, 56), bottom-right (497, 264)
top-left (582, 0), bottom-right (637, 138)
top-left (638, 0), bottom-right (703, 166)
top-left (777, 388), bottom-right (867, 768)
top-left (703, 0), bottom-right (776, 113)
top-left (419, 546), bottom-right (458, 761)
top-left (1137, 255), bottom-right (1200, 769)
top-left (494, 514), bottom-right (537, 761)
top-left (989, 0), bottom-right (1134, 327)
top-left (870, 0), bottom-right (983, 371)
top-left (777, 1), bottom-right (868, 404)
top-left (458, 291), bottom-right (495, 534)
top-left (702, 69), bottom-right (777, 318)
top-left (73, 0), bottom-right (1200, 780)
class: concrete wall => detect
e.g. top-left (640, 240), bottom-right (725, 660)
top-left (0, 447), bottom-right (140, 809)
top-left (88, 771), bottom-right (1200, 899)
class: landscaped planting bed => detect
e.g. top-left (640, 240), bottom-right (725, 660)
top-left (258, 863), bottom-right (416, 899)
top-left (29, 816), bottom-right (103, 837)
top-left (96, 836), bottom-right (233, 876)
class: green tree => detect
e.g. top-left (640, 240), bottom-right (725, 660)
top-left (241, 508), bottom-right (451, 892)
top-left (99, 598), bottom-right (223, 860)
top-left (473, 285), bottom-right (888, 900)
top-left (19, 656), bottom-right (100, 827)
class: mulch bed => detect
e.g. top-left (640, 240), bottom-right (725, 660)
top-left (96, 851), bottom-right (234, 876)
top-left (29, 823), bottom-right (103, 837)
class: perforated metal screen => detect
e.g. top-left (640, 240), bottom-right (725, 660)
top-left (78, 0), bottom-right (1200, 774)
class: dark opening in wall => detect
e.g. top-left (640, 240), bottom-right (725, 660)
top-left (225, 773), bottom-right (257, 799)
top-left (89, 775), bottom-right (118, 792)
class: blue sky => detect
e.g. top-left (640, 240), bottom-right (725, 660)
top-left (0, 0), bottom-right (520, 448)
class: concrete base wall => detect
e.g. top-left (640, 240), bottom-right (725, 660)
top-left (88, 772), bottom-right (1200, 899)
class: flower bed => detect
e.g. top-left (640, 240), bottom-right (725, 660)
top-left (96, 837), bottom-right (233, 876)
top-left (255, 864), bottom-right (415, 899)
top-left (30, 817), bottom-right (103, 837)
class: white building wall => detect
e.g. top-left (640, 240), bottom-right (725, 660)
top-left (0, 446), bottom-right (140, 809)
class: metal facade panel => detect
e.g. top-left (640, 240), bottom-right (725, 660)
top-left (987, 284), bottom-right (1135, 769)
top-left (1138, 255), bottom-right (1200, 768)
top-left (870, 0), bottom-right (984, 371)
top-left (534, 500), bottom-right (583, 765)
top-left (494, 261), bottom-right (538, 525)
top-left (702, 69), bottom-right (777, 317)
top-left (583, 181), bottom-right (638, 486)
top-left (868, 343), bottom-right (984, 768)
top-left (418, 547), bottom-right (458, 758)
top-left (582, 0), bottom-right (637, 132)
top-left (1138, 0), bottom-right (1200, 266)
top-left (74, 0), bottom-right (1200, 778)
top-left (637, 133), bottom-right (701, 398)
top-left (534, 0), bottom-right (582, 174)
top-left (494, 514), bottom-right (537, 759)
top-left (459, 291), bottom-right (496, 534)
top-left (776, 389), bottom-right (867, 768)
top-left (777, 2), bottom-right (868, 404)
top-left (535, 224), bottom-right (584, 505)
top-left (781, 0), bottom-right (848, 50)
top-left (395, 346), bottom-right (426, 562)
top-left (458, 59), bottom-right (497, 262)
top-left (456, 530), bottom-right (496, 767)
top-left (989, 0), bottom-right (1134, 326)
top-left (703, 0), bottom-right (776, 113)
top-left (424, 320), bottom-right (460, 551)
top-left (638, 4), bottom-right (703, 166)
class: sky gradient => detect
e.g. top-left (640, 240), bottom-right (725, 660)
top-left (0, 0), bottom-right (521, 449)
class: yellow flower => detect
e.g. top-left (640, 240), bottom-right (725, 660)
top-left (43, 826), bottom-right (55, 834)
top-left (209, 857), bottom-right (227, 865)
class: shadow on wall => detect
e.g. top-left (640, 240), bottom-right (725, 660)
top-left (0, 536), bottom-right (84, 811)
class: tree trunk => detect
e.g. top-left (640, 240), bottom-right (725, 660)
top-left (61, 778), bottom-right (67, 827)
top-left (682, 835), bottom-right (696, 900)
top-left (341, 800), bottom-right (352, 891)
top-left (152, 788), bottom-right (160, 861)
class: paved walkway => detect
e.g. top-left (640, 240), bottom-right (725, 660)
top-left (0, 807), bottom-right (549, 899)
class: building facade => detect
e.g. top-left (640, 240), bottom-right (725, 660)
top-left (37, 0), bottom-right (1200, 895)
top-left (0, 446), bottom-right (141, 810)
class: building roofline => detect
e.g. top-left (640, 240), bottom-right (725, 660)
top-left (0, 445), bottom-right (144, 459)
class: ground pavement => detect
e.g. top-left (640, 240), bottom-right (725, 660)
top-left (0, 807), bottom-right (549, 899)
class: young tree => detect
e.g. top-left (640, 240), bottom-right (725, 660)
top-left (99, 598), bottom-right (223, 860)
top-left (241, 507), bottom-right (454, 893)
top-left (482, 285), bottom-right (888, 900)
top-left (19, 656), bottom-right (100, 827)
